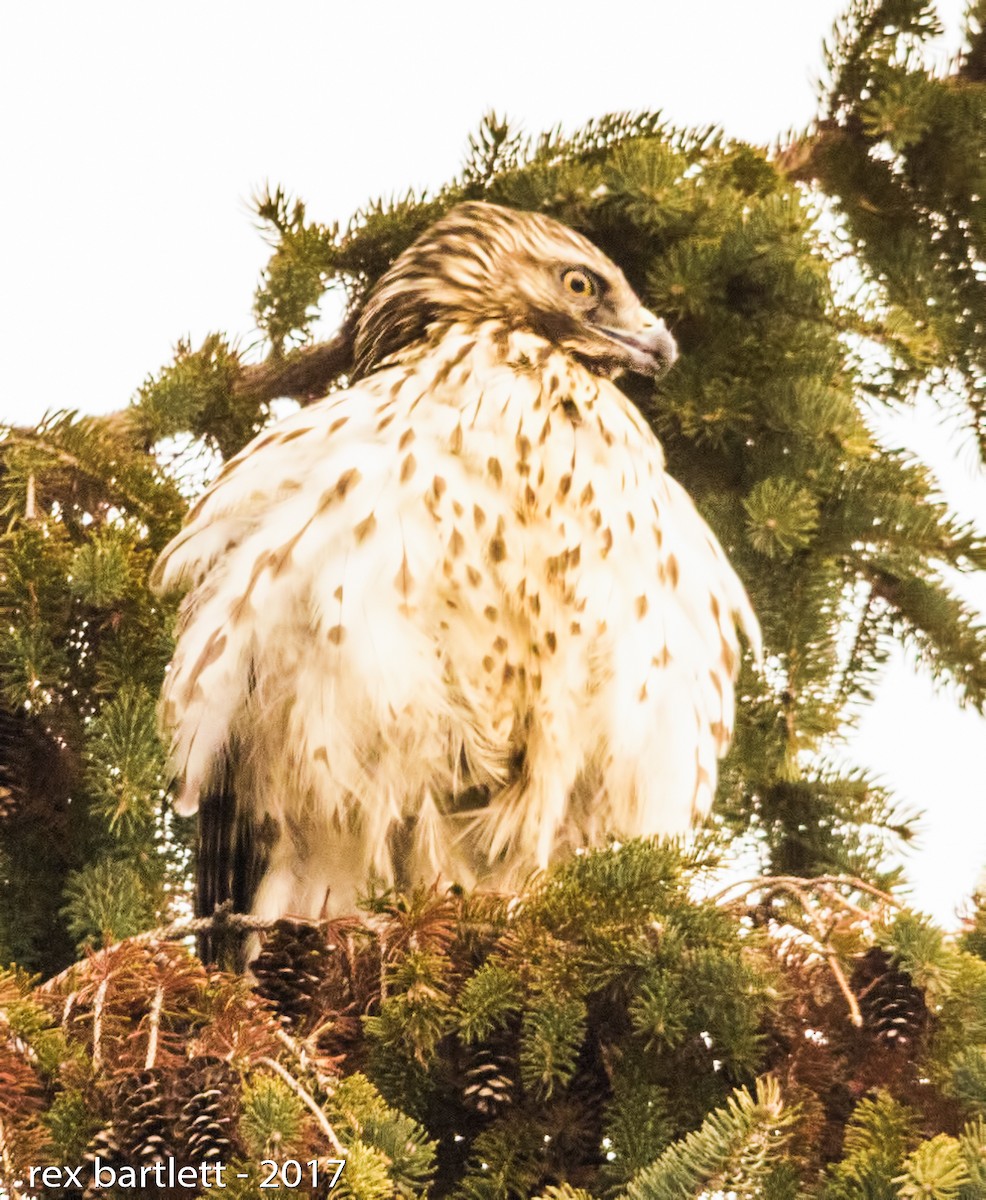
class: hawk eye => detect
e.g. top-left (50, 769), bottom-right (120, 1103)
top-left (561, 267), bottom-right (596, 298)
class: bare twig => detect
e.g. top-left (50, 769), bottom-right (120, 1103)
top-left (60, 991), bottom-right (76, 1029)
top-left (711, 873), bottom-right (899, 1028)
top-left (144, 984), bottom-right (165, 1070)
top-left (91, 975), bottom-right (109, 1072)
top-left (825, 951), bottom-right (864, 1028)
top-left (259, 1055), bottom-right (345, 1156)
top-left (710, 874), bottom-right (900, 910)
top-left (275, 1026), bottom-right (340, 1097)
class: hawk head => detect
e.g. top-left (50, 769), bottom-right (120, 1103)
top-left (353, 201), bottom-right (677, 380)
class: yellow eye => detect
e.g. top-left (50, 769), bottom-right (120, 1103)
top-left (561, 268), bottom-right (596, 298)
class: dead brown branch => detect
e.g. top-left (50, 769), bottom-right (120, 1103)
top-left (37, 909), bottom-right (325, 996)
top-left (712, 874), bottom-right (903, 1028)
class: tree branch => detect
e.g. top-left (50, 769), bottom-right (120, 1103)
top-left (259, 1055), bottom-right (346, 1156)
top-left (232, 320), bottom-right (356, 408)
top-left (3, 322), bottom-right (357, 472)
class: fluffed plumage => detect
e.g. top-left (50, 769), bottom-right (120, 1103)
top-left (153, 202), bottom-right (759, 948)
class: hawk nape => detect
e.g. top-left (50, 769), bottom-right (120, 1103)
top-left (153, 201), bottom-right (759, 960)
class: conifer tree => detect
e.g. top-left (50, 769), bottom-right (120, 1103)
top-left (1, 1), bottom-right (985, 1194)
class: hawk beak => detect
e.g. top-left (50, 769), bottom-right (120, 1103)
top-left (599, 309), bottom-right (678, 377)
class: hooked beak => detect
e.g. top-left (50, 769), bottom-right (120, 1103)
top-left (598, 309), bottom-right (678, 378)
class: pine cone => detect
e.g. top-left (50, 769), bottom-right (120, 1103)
top-left (852, 946), bottom-right (928, 1046)
top-left (177, 1060), bottom-right (241, 1165)
top-left (252, 918), bottom-right (333, 1030)
top-left (117, 1068), bottom-right (176, 1165)
top-left (82, 1124), bottom-right (123, 1200)
top-left (462, 1048), bottom-right (515, 1114)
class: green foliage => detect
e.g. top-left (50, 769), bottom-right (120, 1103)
top-left (333, 1139), bottom-right (396, 1200)
top-left (518, 993), bottom-right (587, 1098)
top-left (821, 1091), bottom-right (915, 1199)
top-left (896, 1133), bottom-right (970, 1199)
top-left (328, 1073), bottom-right (438, 1197)
top-left (948, 1046), bottom-right (986, 1111)
top-left (364, 947), bottom-right (455, 1064)
top-left (0, 408), bottom-right (183, 972)
top-left (881, 911), bottom-right (956, 1000)
top-left (356, 842), bottom-right (776, 1195)
top-left (630, 972), bottom-right (690, 1051)
top-left (817, 0), bottom-right (986, 450)
top-left (729, 769), bottom-right (912, 881)
top-left (925, 952), bottom-right (986, 1094)
top-left (69, 526), bottom-right (133, 607)
top-left (134, 332), bottom-right (254, 458)
top-left (253, 184), bottom-right (341, 352)
top-left (623, 1077), bottom-right (796, 1199)
top-left (958, 1116), bottom-right (986, 1198)
top-left (8, 852), bottom-right (986, 1196)
top-left (0, 968), bottom-right (72, 1078)
top-left (743, 476), bottom-right (821, 559)
top-left (457, 961), bottom-right (524, 1043)
top-left (61, 856), bottom-right (162, 949)
top-left (42, 1089), bottom-right (102, 1165)
top-left (959, 894), bottom-right (986, 962)
top-left (83, 682), bottom-right (167, 836)
top-left (0, 518), bottom-right (75, 710)
top-left (239, 1073), bottom-right (306, 1157)
top-left (597, 1067), bottom-right (675, 1190)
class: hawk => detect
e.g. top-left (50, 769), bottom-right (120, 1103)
top-left (153, 201), bottom-right (759, 952)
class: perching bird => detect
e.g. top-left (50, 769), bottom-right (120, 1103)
top-left (153, 201), bottom-right (759, 953)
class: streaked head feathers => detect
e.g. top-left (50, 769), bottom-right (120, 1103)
top-left (353, 201), bottom-right (677, 380)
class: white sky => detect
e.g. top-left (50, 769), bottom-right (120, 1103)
top-left (2, 1), bottom-right (984, 924)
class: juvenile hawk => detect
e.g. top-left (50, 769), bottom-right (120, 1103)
top-left (153, 202), bottom-right (759, 945)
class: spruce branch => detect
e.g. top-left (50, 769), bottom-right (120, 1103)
top-left (257, 1055), bottom-right (345, 1156)
top-left (2, 324), bottom-right (358, 475)
top-left (823, 1090), bottom-right (917, 1197)
top-left (895, 1132), bottom-right (970, 1198)
top-left (1, 412), bottom-right (184, 529)
top-left (622, 1076), bottom-right (795, 1199)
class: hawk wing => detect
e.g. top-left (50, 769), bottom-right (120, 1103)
top-left (194, 747), bottom-right (272, 966)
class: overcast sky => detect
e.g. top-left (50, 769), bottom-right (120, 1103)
top-left (2, 1), bottom-right (984, 923)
